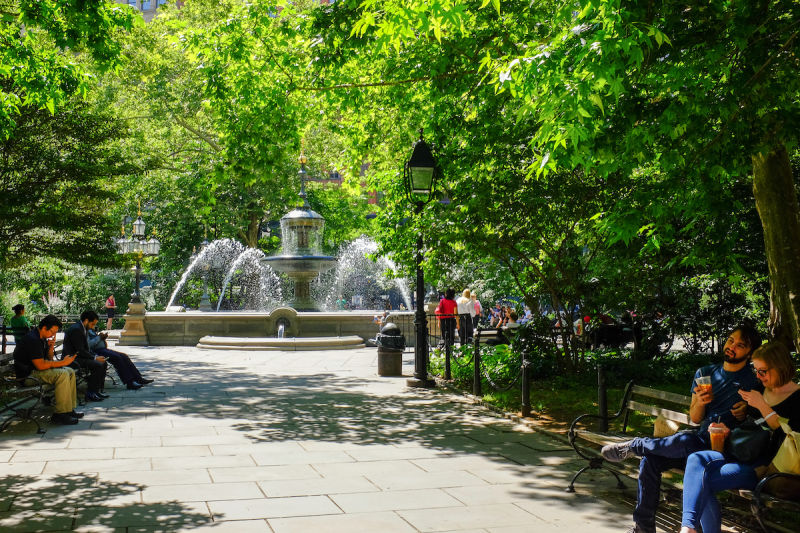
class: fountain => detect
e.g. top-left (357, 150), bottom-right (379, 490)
top-left (262, 156), bottom-right (337, 311)
top-left (140, 156), bottom-right (417, 350)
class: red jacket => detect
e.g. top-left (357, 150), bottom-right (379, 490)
top-left (435, 298), bottom-right (458, 320)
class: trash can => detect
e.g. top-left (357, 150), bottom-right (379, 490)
top-left (375, 323), bottom-right (406, 377)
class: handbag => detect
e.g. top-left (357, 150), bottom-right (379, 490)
top-left (725, 420), bottom-right (772, 463)
top-left (758, 417), bottom-right (800, 500)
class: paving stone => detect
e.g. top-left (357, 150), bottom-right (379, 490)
top-left (208, 495), bottom-right (340, 520)
top-left (0, 508), bottom-right (75, 532)
top-left (142, 482), bottom-right (264, 503)
top-left (0, 461), bottom-right (46, 475)
top-left (73, 501), bottom-right (211, 529)
top-left (331, 487), bottom-right (463, 513)
top-left (209, 465), bottom-right (320, 483)
top-left (114, 445), bottom-right (212, 459)
top-left (0, 450), bottom-right (13, 461)
top-left (152, 453), bottom-right (255, 470)
top-left (365, 469), bottom-right (489, 491)
top-left (98, 468), bottom-right (212, 486)
top-left (210, 442), bottom-right (305, 456)
top-left (257, 475), bottom-right (378, 497)
top-left (268, 511), bottom-right (418, 533)
top-left (250, 449), bottom-right (354, 466)
top-left (43, 457), bottom-right (152, 474)
top-left (130, 519), bottom-right (273, 532)
top-left (11, 448), bottom-right (114, 462)
top-left (398, 503), bottom-right (545, 532)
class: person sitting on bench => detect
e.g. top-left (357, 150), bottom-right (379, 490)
top-left (63, 310), bottom-right (108, 402)
top-left (601, 324), bottom-right (763, 533)
top-left (486, 311), bottom-right (520, 346)
top-left (9, 303), bottom-right (33, 343)
top-left (87, 321), bottom-right (153, 389)
top-left (13, 315), bottom-right (82, 425)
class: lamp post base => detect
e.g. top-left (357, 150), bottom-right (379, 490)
top-left (406, 377), bottom-right (436, 389)
top-left (118, 301), bottom-right (149, 346)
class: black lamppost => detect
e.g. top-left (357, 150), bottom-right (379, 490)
top-left (404, 130), bottom-right (438, 389)
top-left (116, 202), bottom-right (160, 303)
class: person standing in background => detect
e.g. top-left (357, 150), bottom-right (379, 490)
top-left (105, 294), bottom-right (116, 331)
top-left (471, 293), bottom-right (481, 332)
top-left (456, 289), bottom-right (473, 345)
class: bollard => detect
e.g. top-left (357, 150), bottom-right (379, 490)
top-left (521, 349), bottom-right (531, 417)
top-left (598, 362), bottom-right (608, 432)
top-left (444, 335), bottom-right (452, 381)
top-left (473, 332), bottom-right (482, 396)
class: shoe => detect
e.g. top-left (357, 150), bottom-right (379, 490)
top-left (96, 392), bottom-right (110, 399)
top-left (127, 382), bottom-right (143, 390)
top-left (138, 378), bottom-right (154, 385)
top-left (601, 441), bottom-right (635, 462)
top-left (69, 411), bottom-right (85, 419)
top-left (51, 412), bottom-right (79, 425)
top-left (625, 525), bottom-right (655, 533)
top-left (85, 392), bottom-right (105, 402)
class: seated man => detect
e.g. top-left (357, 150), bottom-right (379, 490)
top-left (601, 324), bottom-right (763, 533)
top-left (13, 315), bottom-right (82, 425)
top-left (62, 310), bottom-right (108, 402)
top-left (87, 324), bottom-right (153, 389)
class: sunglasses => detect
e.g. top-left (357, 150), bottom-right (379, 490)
top-left (752, 367), bottom-right (770, 377)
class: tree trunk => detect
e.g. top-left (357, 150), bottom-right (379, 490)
top-left (752, 144), bottom-right (800, 349)
top-left (244, 212), bottom-right (261, 248)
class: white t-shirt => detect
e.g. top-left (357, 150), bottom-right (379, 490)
top-left (456, 296), bottom-right (472, 315)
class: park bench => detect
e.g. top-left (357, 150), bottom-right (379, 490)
top-left (567, 377), bottom-right (800, 532)
top-left (0, 351), bottom-right (51, 434)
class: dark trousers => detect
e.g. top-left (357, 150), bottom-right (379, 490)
top-left (95, 347), bottom-right (144, 385)
top-left (629, 431), bottom-right (708, 531)
top-left (440, 318), bottom-right (456, 347)
top-left (459, 314), bottom-right (473, 344)
top-left (70, 358), bottom-right (107, 393)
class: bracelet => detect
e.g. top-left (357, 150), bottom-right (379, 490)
top-left (764, 411), bottom-right (777, 421)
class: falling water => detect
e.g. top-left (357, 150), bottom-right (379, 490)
top-left (166, 239), bottom-right (246, 309)
top-left (216, 248), bottom-right (282, 311)
top-left (321, 236), bottom-right (412, 311)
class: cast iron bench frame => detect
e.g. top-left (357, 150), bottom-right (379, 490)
top-left (0, 351), bottom-right (51, 434)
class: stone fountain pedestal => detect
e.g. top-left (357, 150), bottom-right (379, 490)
top-left (118, 301), bottom-right (149, 346)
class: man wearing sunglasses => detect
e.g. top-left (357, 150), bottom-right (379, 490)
top-left (601, 324), bottom-right (764, 533)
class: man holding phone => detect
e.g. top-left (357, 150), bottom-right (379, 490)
top-left (13, 314), bottom-right (82, 425)
top-left (601, 324), bottom-right (763, 533)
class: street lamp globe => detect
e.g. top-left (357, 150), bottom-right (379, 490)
top-left (405, 133), bottom-right (437, 199)
top-left (132, 216), bottom-right (146, 238)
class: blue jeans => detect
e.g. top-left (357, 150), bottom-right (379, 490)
top-left (681, 451), bottom-right (758, 533)
top-left (629, 431), bottom-right (708, 530)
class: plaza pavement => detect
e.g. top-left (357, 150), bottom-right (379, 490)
top-left (0, 344), bottom-right (671, 532)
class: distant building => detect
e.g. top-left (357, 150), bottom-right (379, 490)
top-left (114, 0), bottom-right (182, 23)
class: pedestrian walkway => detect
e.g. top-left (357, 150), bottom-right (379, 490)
top-left (1, 345), bottom-right (640, 532)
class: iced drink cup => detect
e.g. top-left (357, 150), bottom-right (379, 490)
top-left (696, 376), bottom-right (712, 393)
top-left (708, 425), bottom-right (727, 452)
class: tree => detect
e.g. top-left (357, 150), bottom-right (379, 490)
top-left (339, 0), bottom-right (795, 343)
top-left (0, 98), bottom-right (134, 267)
top-left (0, 0), bottom-right (138, 138)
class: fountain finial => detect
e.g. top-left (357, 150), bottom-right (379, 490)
top-left (298, 153), bottom-right (310, 208)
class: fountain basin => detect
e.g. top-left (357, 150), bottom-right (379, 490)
top-left (197, 335), bottom-right (365, 351)
top-left (142, 308), bottom-right (392, 347)
top-left (262, 255), bottom-right (337, 311)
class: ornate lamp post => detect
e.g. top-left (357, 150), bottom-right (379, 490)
top-left (116, 202), bottom-right (160, 345)
top-left (404, 130), bottom-right (438, 389)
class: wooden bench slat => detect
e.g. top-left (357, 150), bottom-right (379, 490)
top-left (627, 399), bottom-right (693, 425)
top-left (631, 385), bottom-right (691, 406)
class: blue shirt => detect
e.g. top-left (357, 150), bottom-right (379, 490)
top-left (692, 363), bottom-right (763, 429)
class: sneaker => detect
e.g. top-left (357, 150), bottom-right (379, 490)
top-left (601, 441), bottom-right (635, 462)
top-left (51, 412), bottom-right (79, 425)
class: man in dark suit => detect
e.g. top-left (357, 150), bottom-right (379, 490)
top-left (62, 310), bottom-right (108, 402)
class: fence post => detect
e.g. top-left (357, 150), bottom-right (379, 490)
top-left (473, 332), bottom-right (481, 396)
top-left (598, 362), bottom-right (608, 432)
top-left (1, 325), bottom-right (6, 355)
top-left (521, 348), bottom-right (531, 417)
top-left (444, 321), bottom-right (452, 381)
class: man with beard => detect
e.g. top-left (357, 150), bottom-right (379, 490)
top-left (601, 324), bottom-right (763, 533)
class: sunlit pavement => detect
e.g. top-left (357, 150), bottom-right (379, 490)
top-left (1, 344), bottom-right (651, 532)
